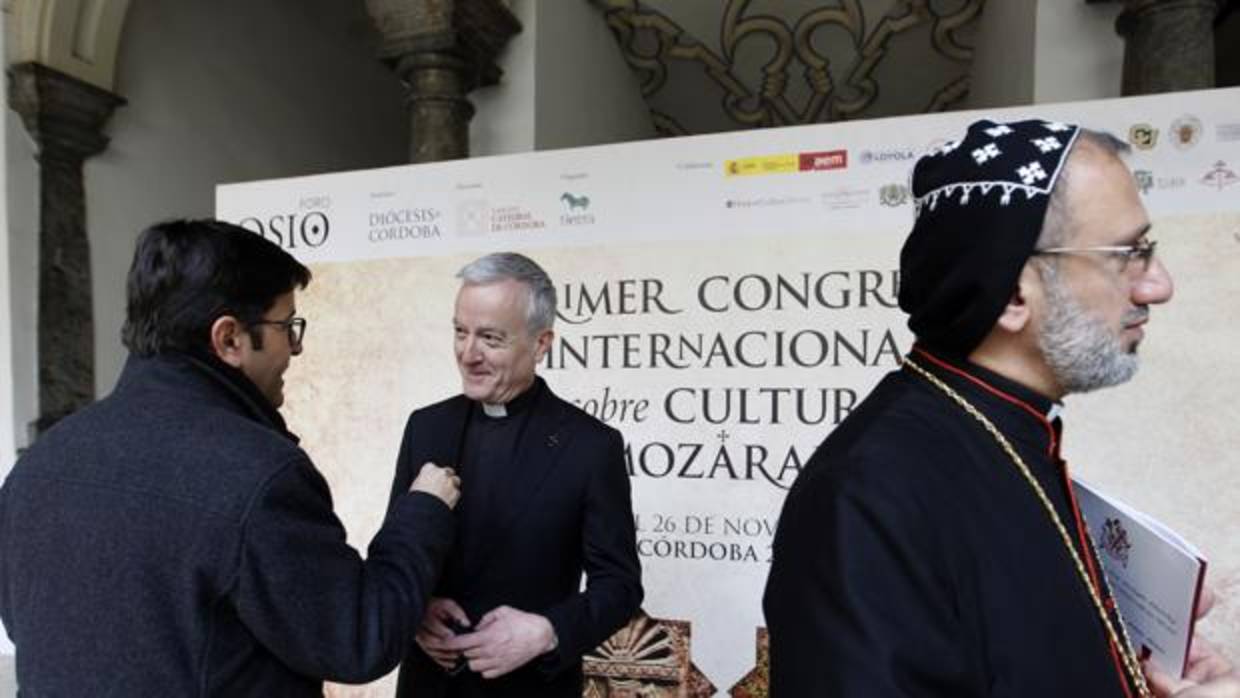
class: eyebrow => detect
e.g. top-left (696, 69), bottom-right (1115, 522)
top-left (452, 321), bottom-right (507, 337)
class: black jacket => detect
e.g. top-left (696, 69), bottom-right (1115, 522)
top-left (0, 353), bottom-right (453, 696)
top-left (764, 348), bottom-right (1140, 697)
top-left (389, 379), bottom-right (643, 697)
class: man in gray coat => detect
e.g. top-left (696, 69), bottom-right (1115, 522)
top-left (0, 219), bottom-right (460, 695)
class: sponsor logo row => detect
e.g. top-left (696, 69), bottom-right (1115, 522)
top-left (720, 147), bottom-right (919, 178)
top-left (721, 160), bottom-right (1237, 215)
top-left (699, 115), bottom-right (1240, 180)
top-left (724, 184), bottom-right (912, 211)
top-left (236, 191), bottom-right (602, 250)
top-left (236, 159), bottom-right (1236, 252)
top-left (718, 116), bottom-right (1240, 183)
top-left (1127, 115), bottom-right (1240, 151)
top-left (234, 132), bottom-right (1238, 251)
top-left (237, 183), bottom-right (914, 252)
top-left (724, 150), bottom-right (848, 177)
top-left (1134, 161), bottom-right (1239, 195)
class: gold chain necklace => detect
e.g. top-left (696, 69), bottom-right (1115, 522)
top-left (903, 357), bottom-right (1150, 697)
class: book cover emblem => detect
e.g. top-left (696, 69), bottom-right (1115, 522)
top-left (1100, 518), bottom-right (1132, 568)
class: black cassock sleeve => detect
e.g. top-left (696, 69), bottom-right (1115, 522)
top-left (763, 454), bottom-right (979, 697)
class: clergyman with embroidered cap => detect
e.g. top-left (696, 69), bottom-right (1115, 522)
top-left (763, 118), bottom-right (1237, 697)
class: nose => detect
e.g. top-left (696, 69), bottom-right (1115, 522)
top-left (1132, 256), bottom-right (1173, 305)
top-left (291, 340), bottom-right (303, 357)
top-left (459, 336), bottom-right (481, 362)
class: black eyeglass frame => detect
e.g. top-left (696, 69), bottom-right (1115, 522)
top-left (251, 316), bottom-right (307, 346)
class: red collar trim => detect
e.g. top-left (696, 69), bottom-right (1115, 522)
top-left (910, 347), bottom-right (1059, 458)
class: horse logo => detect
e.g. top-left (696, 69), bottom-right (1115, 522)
top-left (561, 192), bottom-right (590, 211)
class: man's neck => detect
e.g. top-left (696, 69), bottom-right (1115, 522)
top-left (968, 342), bottom-right (1065, 402)
top-left (479, 376), bottom-right (539, 416)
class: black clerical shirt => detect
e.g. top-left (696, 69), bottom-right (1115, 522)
top-left (764, 346), bottom-right (1142, 698)
top-left (451, 379), bottom-right (543, 593)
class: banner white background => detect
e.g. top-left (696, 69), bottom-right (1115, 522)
top-left (219, 88), bottom-right (1240, 695)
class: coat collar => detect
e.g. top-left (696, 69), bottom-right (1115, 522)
top-left (907, 345), bottom-right (1061, 459)
top-left (116, 350), bottom-right (299, 444)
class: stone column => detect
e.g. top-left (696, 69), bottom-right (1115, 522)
top-left (1115, 0), bottom-right (1222, 94)
top-left (9, 63), bottom-right (125, 435)
top-left (366, 0), bottom-right (521, 162)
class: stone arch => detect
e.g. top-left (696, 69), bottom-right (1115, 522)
top-left (7, 0), bottom-right (132, 91)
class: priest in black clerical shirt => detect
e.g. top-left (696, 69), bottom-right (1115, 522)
top-left (387, 252), bottom-right (643, 698)
top-left (764, 119), bottom-right (1236, 698)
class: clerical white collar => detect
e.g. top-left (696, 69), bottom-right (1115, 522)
top-left (481, 402), bottom-right (508, 418)
top-left (1046, 402), bottom-right (1064, 422)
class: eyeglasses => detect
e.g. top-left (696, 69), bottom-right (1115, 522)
top-left (1031, 239), bottom-right (1158, 273)
top-left (252, 316), bottom-right (307, 347)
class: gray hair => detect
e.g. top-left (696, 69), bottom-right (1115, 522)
top-left (1036, 128), bottom-right (1132, 249)
top-left (1031, 127), bottom-right (1141, 395)
top-left (1035, 257), bottom-right (1141, 394)
top-left (457, 252), bottom-right (557, 334)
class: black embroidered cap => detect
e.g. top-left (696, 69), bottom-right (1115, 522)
top-left (898, 118), bottom-right (1081, 355)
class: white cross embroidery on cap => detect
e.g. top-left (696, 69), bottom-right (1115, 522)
top-left (1032, 136), bottom-right (1062, 153)
top-left (985, 125), bottom-right (1013, 138)
top-left (1018, 161), bottom-right (1048, 185)
top-left (1044, 121), bottom-right (1072, 132)
top-left (938, 140), bottom-right (960, 155)
top-left (972, 143), bottom-right (1001, 164)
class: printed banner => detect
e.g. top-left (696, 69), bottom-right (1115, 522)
top-left (218, 87), bottom-right (1240, 696)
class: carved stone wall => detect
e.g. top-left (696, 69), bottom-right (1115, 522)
top-left (592, 0), bottom-right (984, 136)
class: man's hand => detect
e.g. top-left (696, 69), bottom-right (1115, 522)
top-left (411, 463), bottom-right (461, 509)
top-left (1197, 586), bottom-right (1217, 619)
top-left (444, 605), bottom-right (557, 679)
top-left (1146, 585), bottom-right (1237, 697)
top-left (1182, 637), bottom-right (1235, 685)
top-left (1147, 670), bottom-right (1240, 698)
top-left (1183, 586), bottom-right (1233, 684)
top-left (416, 598), bottom-right (471, 672)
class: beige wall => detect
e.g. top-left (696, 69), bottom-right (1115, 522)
top-left (472, 0), bottom-right (654, 157)
top-left (967, 0), bottom-right (1125, 110)
top-left (472, 0), bottom-right (538, 154)
top-left (964, 0), bottom-right (1038, 109)
top-left (533, 0), bottom-right (653, 150)
top-left (1033, 0), bottom-right (1125, 104)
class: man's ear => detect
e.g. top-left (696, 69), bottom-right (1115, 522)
top-left (533, 328), bottom-right (554, 363)
top-left (209, 315), bottom-right (248, 368)
top-left (994, 263), bottom-right (1039, 335)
